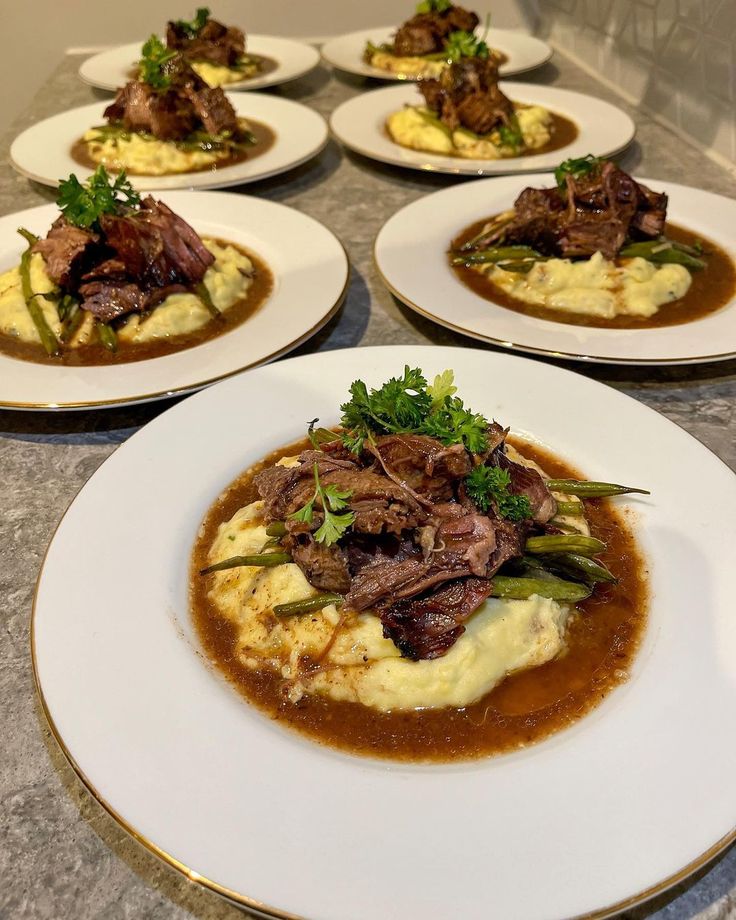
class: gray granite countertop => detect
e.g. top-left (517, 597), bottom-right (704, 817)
top-left (2, 50), bottom-right (736, 920)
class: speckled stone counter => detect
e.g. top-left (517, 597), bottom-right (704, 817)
top-left (2, 51), bottom-right (736, 920)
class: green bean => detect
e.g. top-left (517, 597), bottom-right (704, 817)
top-left (545, 479), bottom-right (650, 497)
top-left (554, 500), bottom-right (584, 515)
top-left (17, 230), bottom-right (59, 357)
top-left (549, 521), bottom-right (584, 534)
top-left (490, 576), bottom-right (591, 602)
top-left (274, 593), bottom-right (344, 616)
top-left (450, 245), bottom-right (545, 266)
top-left (457, 211), bottom-right (516, 252)
top-left (525, 534), bottom-right (606, 557)
top-left (195, 282), bottom-right (220, 318)
top-left (60, 302), bottom-right (84, 344)
top-left (265, 522), bottom-right (287, 537)
top-left (97, 321), bottom-right (118, 352)
top-left (310, 426), bottom-right (340, 447)
top-left (538, 552), bottom-right (618, 585)
top-left (200, 552), bottom-right (292, 575)
top-left (416, 107), bottom-right (453, 139)
top-left (619, 239), bottom-right (705, 270)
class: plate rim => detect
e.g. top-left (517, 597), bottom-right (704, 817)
top-left (0, 192), bottom-right (349, 410)
top-left (8, 94), bottom-right (329, 191)
top-left (373, 175), bottom-right (736, 365)
top-left (77, 35), bottom-right (321, 92)
top-left (30, 343), bottom-right (736, 919)
top-left (319, 25), bottom-right (553, 80)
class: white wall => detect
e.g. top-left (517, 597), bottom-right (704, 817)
top-left (0, 1), bottom-right (534, 126)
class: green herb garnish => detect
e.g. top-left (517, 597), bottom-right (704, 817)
top-left (554, 154), bottom-right (602, 189)
top-left (465, 465), bottom-right (533, 521)
top-left (340, 367), bottom-right (488, 455)
top-left (139, 34), bottom-right (177, 89)
top-left (57, 165), bottom-right (141, 229)
top-left (289, 464), bottom-right (356, 546)
top-left (174, 7), bottom-right (210, 37)
top-left (498, 113), bottom-right (524, 151)
top-left (443, 29), bottom-right (490, 62)
top-left (416, 0), bottom-right (452, 12)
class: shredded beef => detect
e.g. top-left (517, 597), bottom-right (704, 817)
top-left (31, 218), bottom-right (99, 288)
top-left (380, 577), bottom-right (493, 660)
top-left (392, 4), bottom-right (480, 57)
top-left (166, 16), bottom-right (245, 67)
top-left (420, 57), bottom-right (513, 135)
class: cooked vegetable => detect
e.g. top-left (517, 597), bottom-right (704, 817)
top-left (274, 594), bottom-right (345, 616)
top-left (17, 229), bottom-right (59, 357)
top-left (619, 239), bottom-right (706, 270)
top-left (451, 245), bottom-right (545, 267)
top-left (537, 552), bottom-right (618, 585)
top-left (340, 366), bottom-right (488, 455)
top-left (490, 575), bottom-right (592, 602)
top-left (416, 0), bottom-right (452, 13)
top-left (465, 465), bottom-right (532, 521)
top-left (200, 552), bottom-right (292, 575)
top-left (498, 113), bottom-right (524, 152)
top-left (443, 29), bottom-right (490, 63)
top-left (195, 281), bottom-right (220, 318)
top-left (417, 107), bottom-right (453, 139)
top-left (545, 479), bottom-right (649, 497)
top-left (289, 464), bottom-right (356, 546)
top-left (265, 522), bottom-right (287, 537)
top-left (554, 500), bottom-right (584, 515)
top-left (96, 322), bottom-right (118, 352)
top-left (57, 166), bottom-right (141, 230)
top-left (554, 154), bottom-right (602, 189)
top-left (525, 534), bottom-right (607, 557)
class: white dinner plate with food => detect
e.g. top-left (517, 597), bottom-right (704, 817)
top-left (322, 26), bottom-right (552, 80)
top-left (79, 36), bottom-right (321, 92)
top-left (33, 344), bottom-right (736, 920)
top-left (0, 191), bottom-right (347, 409)
top-left (9, 94), bottom-right (328, 192)
top-left (375, 174), bottom-right (736, 364)
top-left (330, 83), bottom-right (634, 176)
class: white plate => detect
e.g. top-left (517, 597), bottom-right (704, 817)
top-left (330, 83), bottom-right (635, 176)
top-left (33, 345), bottom-right (736, 919)
top-left (375, 175), bottom-right (736, 364)
top-left (0, 192), bottom-right (348, 409)
top-left (79, 36), bottom-right (321, 92)
top-left (9, 94), bottom-right (328, 191)
top-left (321, 26), bottom-right (552, 80)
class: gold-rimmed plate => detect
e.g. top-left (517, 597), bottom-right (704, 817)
top-left (375, 174), bottom-right (736, 364)
top-left (32, 344), bottom-right (736, 920)
top-left (0, 192), bottom-right (348, 409)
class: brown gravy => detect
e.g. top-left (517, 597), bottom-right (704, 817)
top-left (0, 239), bottom-right (272, 367)
top-left (451, 220), bottom-right (736, 329)
top-left (389, 108), bottom-right (578, 159)
top-left (190, 436), bottom-right (648, 763)
top-left (70, 119), bottom-right (276, 176)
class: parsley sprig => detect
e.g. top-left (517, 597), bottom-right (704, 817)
top-left (340, 367), bottom-right (488, 455)
top-left (416, 0), bottom-right (452, 12)
top-left (289, 464), bottom-right (356, 546)
top-left (443, 30), bottom-right (490, 62)
top-left (174, 7), bottom-right (210, 37)
top-left (57, 165), bottom-right (141, 229)
top-left (554, 154), bottom-right (603, 189)
top-left (465, 465), bottom-right (532, 521)
top-left (139, 34), bottom-right (177, 89)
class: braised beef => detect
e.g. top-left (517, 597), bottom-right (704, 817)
top-left (393, 5), bottom-right (480, 57)
top-left (380, 577), bottom-right (493, 660)
top-left (31, 218), bottom-right (99, 288)
top-left (468, 160), bottom-right (670, 261)
top-left (166, 16), bottom-right (245, 68)
top-left (420, 57), bottom-right (514, 135)
top-left (77, 281), bottom-right (147, 322)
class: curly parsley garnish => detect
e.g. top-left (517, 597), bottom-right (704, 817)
top-left (289, 464), bottom-right (355, 546)
top-left (139, 34), bottom-right (177, 89)
top-left (465, 465), bottom-right (532, 521)
top-left (416, 0), bottom-right (452, 12)
top-left (174, 7), bottom-right (210, 37)
top-left (57, 165), bottom-right (141, 229)
top-left (443, 29), bottom-right (490, 62)
top-left (554, 154), bottom-right (602, 189)
top-left (340, 367), bottom-right (488, 455)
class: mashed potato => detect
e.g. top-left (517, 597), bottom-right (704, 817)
top-left (0, 239), bottom-right (253, 348)
top-left (386, 104), bottom-right (552, 159)
top-left (81, 117), bottom-right (253, 176)
top-left (481, 251), bottom-right (693, 319)
top-left (205, 450), bottom-right (586, 713)
top-left (190, 59), bottom-right (258, 87)
top-left (367, 48), bottom-right (505, 80)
